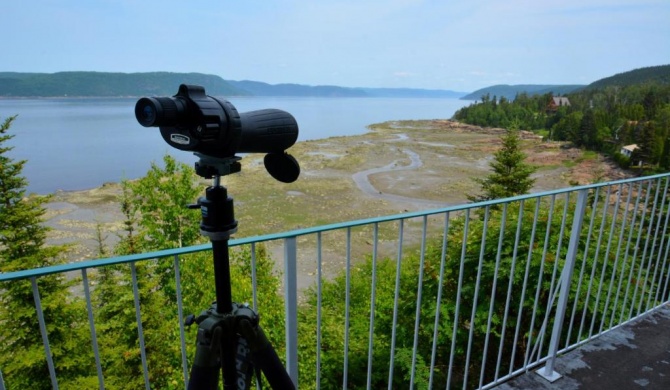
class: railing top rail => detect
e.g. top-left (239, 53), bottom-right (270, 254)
top-left (1, 172), bottom-right (665, 283)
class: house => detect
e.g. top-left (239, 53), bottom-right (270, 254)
top-left (620, 144), bottom-right (639, 158)
top-left (547, 97), bottom-right (571, 112)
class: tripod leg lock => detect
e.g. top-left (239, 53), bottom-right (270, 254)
top-left (188, 303), bottom-right (294, 389)
top-left (192, 314), bottom-right (226, 368)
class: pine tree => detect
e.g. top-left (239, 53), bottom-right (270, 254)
top-left (579, 109), bottom-right (598, 148)
top-left (0, 116), bottom-right (96, 389)
top-left (469, 129), bottom-right (537, 202)
top-left (636, 120), bottom-right (658, 167)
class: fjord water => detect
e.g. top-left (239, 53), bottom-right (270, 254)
top-left (0, 96), bottom-right (469, 194)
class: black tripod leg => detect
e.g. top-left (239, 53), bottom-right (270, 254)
top-left (221, 331), bottom-right (239, 390)
top-left (239, 320), bottom-right (296, 390)
top-left (188, 365), bottom-right (220, 390)
top-left (188, 325), bottom-right (223, 390)
top-left (253, 341), bottom-right (296, 390)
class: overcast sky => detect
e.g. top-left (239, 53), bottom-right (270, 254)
top-left (3, 0), bottom-right (669, 92)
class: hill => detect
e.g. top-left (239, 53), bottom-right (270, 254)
top-left (585, 64), bottom-right (670, 90)
top-left (460, 84), bottom-right (584, 101)
top-left (0, 72), bottom-right (466, 98)
top-left (358, 87), bottom-right (465, 98)
top-left (227, 80), bottom-right (465, 98)
top-left (0, 71), bottom-right (248, 97)
top-left (226, 80), bottom-right (367, 97)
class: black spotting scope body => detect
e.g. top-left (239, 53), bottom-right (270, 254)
top-left (135, 84), bottom-right (299, 158)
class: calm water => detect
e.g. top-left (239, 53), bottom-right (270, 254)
top-left (0, 96), bottom-right (469, 194)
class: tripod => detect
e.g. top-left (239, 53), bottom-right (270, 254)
top-left (185, 156), bottom-right (296, 390)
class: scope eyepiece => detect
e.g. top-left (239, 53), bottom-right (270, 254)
top-left (135, 97), bottom-right (186, 127)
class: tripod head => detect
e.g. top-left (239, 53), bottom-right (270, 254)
top-left (191, 152), bottom-right (299, 242)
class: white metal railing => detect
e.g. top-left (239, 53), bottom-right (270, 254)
top-left (1, 173), bottom-right (670, 389)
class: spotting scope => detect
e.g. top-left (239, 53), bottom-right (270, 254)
top-left (135, 84), bottom-right (299, 159)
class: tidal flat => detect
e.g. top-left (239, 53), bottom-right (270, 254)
top-left (45, 120), bottom-right (630, 288)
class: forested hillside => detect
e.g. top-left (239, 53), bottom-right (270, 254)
top-left (461, 84), bottom-right (585, 101)
top-left (453, 65), bottom-right (670, 172)
top-left (0, 72), bottom-right (466, 98)
top-left (0, 72), bottom-right (248, 97)
top-left (226, 79), bottom-right (368, 97)
top-left (586, 64), bottom-right (670, 90)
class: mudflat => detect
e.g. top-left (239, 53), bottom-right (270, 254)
top-left (44, 120), bottom-right (630, 284)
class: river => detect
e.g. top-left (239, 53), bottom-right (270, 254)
top-left (0, 96), bottom-right (470, 194)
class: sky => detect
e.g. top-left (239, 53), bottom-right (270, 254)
top-left (3, 0), bottom-right (669, 92)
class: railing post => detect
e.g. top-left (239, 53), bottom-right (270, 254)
top-left (538, 189), bottom-right (588, 382)
top-left (0, 366), bottom-right (5, 390)
top-left (173, 255), bottom-right (189, 389)
top-left (129, 263), bottom-right (151, 390)
top-left (284, 237), bottom-right (299, 387)
top-left (81, 269), bottom-right (104, 389)
top-left (31, 277), bottom-right (59, 389)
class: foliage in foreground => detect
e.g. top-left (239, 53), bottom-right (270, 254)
top-left (297, 184), bottom-right (670, 389)
top-left (2, 123), bottom-right (670, 389)
top-left (0, 116), bottom-right (97, 389)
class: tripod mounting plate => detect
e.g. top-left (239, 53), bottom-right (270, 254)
top-left (194, 153), bottom-right (242, 179)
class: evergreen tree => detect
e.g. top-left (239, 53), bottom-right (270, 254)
top-left (643, 89), bottom-right (660, 120)
top-left (0, 116), bottom-right (96, 389)
top-left (579, 109), bottom-right (598, 148)
top-left (468, 129), bottom-right (537, 202)
top-left (636, 120), bottom-right (658, 167)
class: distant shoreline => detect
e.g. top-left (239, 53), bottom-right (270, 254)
top-left (0, 95), bottom-right (466, 100)
top-left (0, 71), bottom-right (467, 99)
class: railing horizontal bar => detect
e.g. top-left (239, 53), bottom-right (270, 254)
top-left (0, 244), bottom-right (211, 282)
top-left (6, 173), bottom-right (670, 283)
top-left (5, 173), bottom-right (670, 390)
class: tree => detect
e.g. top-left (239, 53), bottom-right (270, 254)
top-left (469, 129), bottom-right (537, 202)
top-left (635, 120), bottom-right (659, 167)
top-left (0, 116), bottom-right (96, 389)
top-left (115, 155), bottom-right (202, 299)
top-left (579, 109), bottom-right (598, 148)
top-left (93, 155), bottom-right (203, 389)
top-left (550, 111), bottom-right (583, 142)
top-left (118, 154), bottom-right (202, 253)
